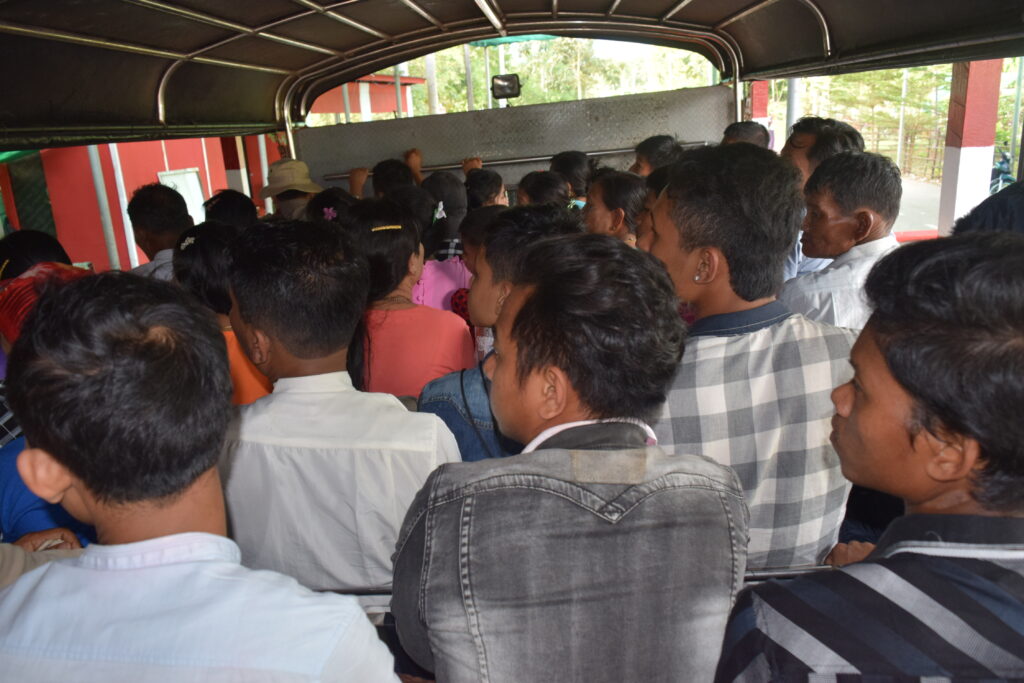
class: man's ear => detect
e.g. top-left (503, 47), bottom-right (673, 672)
top-left (246, 327), bottom-right (273, 368)
top-left (852, 208), bottom-right (882, 243)
top-left (536, 365), bottom-right (572, 421)
top-left (495, 281), bottom-right (514, 316)
top-left (17, 447), bottom-right (74, 504)
top-left (610, 207), bottom-right (627, 235)
top-left (919, 426), bottom-right (981, 484)
top-left (695, 247), bottom-right (725, 284)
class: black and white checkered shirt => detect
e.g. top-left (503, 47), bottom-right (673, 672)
top-left (654, 302), bottom-right (856, 570)
top-left (0, 381), bottom-right (21, 449)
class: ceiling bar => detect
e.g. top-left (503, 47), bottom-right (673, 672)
top-left (474, 0), bottom-right (507, 36)
top-left (396, 0), bottom-right (446, 29)
top-left (795, 0), bottom-right (832, 57)
top-left (661, 0), bottom-right (698, 22)
top-left (606, 0), bottom-right (623, 16)
top-left (292, 0), bottom-right (391, 40)
top-left (715, 0), bottom-right (781, 30)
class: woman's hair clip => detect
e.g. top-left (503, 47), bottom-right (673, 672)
top-left (371, 224), bottom-right (403, 232)
top-left (179, 236), bottom-right (196, 251)
top-left (323, 206), bottom-right (338, 221)
top-left (433, 201), bottom-right (447, 224)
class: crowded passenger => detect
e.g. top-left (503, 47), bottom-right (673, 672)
top-left (394, 234), bottom-right (747, 682)
top-left (0, 230), bottom-right (71, 280)
top-left (203, 188), bottom-right (258, 230)
top-left (721, 121), bottom-right (770, 148)
top-left (127, 182), bottom-right (193, 280)
top-left (629, 134), bottom-right (683, 176)
top-left (516, 170), bottom-right (571, 206)
top-left (583, 169), bottom-right (647, 246)
top-left (421, 170), bottom-right (469, 253)
top-left (549, 150), bottom-right (592, 208)
top-left (717, 233), bottom-right (1024, 681)
top-left (464, 168), bottom-right (509, 209)
top-left (0, 272), bottom-right (397, 679)
top-left (305, 185), bottom-right (357, 224)
top-left (220, 220), bottom-right (459, 615)
top-left (409, 178), bottom-right (473, 313)
top-left (647, 143), bottom-right (856, 569)
top-left (635, 165), bottom-right (670, 252)
top-left (954, 177), bottom-right (1024, 235)
top-left (780, 151), bottom-right (902, 329)
top-left (260, 158), bottom-right (322, 221)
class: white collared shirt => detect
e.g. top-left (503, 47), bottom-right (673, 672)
top-left (779, 233), bottom-right (900, 330)
top-left (130, 248), bottom-right (174, 281)
top-left (221, 371), bottom-right (459, 606)
top-left (0, 533), bottom-right (398, 681)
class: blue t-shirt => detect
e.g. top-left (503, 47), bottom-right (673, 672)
top-left (0, 437), bottom-right (95, 545)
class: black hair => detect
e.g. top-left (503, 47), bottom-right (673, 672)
top-left (864, 233), bottom-right (1024, 511)
top-left (550, 151), bottom-right (593, 197)
top-left (805, 151), bottom-right (902, 226)
top-left (645, 165), bottom-right (671, 195)
top-left (590, 171), bottom-right (648, 234)
top-left (509, 234), bottom-right (685, 423)
top-left (127, 183), bottom-right (193, 236)
top-left (635, 135), bottom-right (683, 170)
top-left (517, 171), bottom-right (570, 207)
top-left (482, 204), bottom-right (585, 282)
top-left (371, 159), bottom-right (416, 197)
top-left (665, 144), bottom-right (803, 300)
top-left (789, 116), bottom-right (865, 166)
top-left (386, 185), bottom-right (444, 257)
top-left (465, 168), bottom-right (505, 209)
top-left (422, 171), bottom-right (469, 238)
top-left (7, 272), bottom-right (231, 504)
top-left (203, 189), bottom-right (257, 230)
top-left (341, 198), bottom-right (421, 302)
top-left (172, 221), bottom-right (239, 316)
top-left (305, 187), bottom-right (357, 224)
top-left (229, 220), bottom-right (369, 359)
top-left (460, 205), bottom-right (506, 248)
top-left (723, 121), bottom-right (770, 148)
top-left (952, 183), bottom-right (1024, 236)
top-left (0, 230), bottom-right (71, 279)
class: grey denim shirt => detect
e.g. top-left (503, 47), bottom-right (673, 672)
top-left (392, 423), bottom-right (750, 683)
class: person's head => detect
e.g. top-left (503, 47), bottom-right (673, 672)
top-left (127, 183), bottom-right (194, 258)
top-left (0, 262), bottom-right (91, 352)
top-left (259, 159), bottom-right (322, 219)
top-left (465, 168), bottom-right (508, 209)
top-left (721, 121), bottom-right (771, 148)
top-left (648, 144), bottom-right (803, 313)
top-left (549, 151), bottom-right (592, 198)
top-left (172, 221), bottom-right (240, 317)
top-left (0, 230), bottom-right (71, 281)
top-left (459, 205), bottom-right (506, 276)
top-left (484, 234), bottom-right (685, 444)
top-left (228, 220), bottom-right (369, 381)
top-left (516, 171), bottom-right (570, 207)
top-left (371, 159), bottom-right (416, 197)
top-left (953, 183), bottom-right (1024, 236)
top-left (636, 166), bottom-right (671, 252)
top-left (305, 187), bottom-right (356, 224)
top-left (832, 233), bottom-right (1024, 514)
top-left (386, 185), bottom-right (443, 257)
top-left (9, 272), bottom-right (231, 521)
top-left (584, 171), bottom-right (647, 245)
top-left (203, 189), bottom-right (258, 230)
top-left (630, 135), bottom-right (683, 177)
top-left (468, 205), bottom-right (584, 328)
top-left (422, 171), bottom-right (469, 237)
top-left (341, 198), bottom-right (422, 302)
top-left (801, 151), bottom-right (902, 259)
top-left (780, 116), bottom-right (865, 188)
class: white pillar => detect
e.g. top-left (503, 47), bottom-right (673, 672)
top-left (359, 82), bottom-right (372, 122)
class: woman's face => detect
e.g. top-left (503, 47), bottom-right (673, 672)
top-left (629, 155), bottom-right (653, 177)
top-left (583, 183), bottom-right (615, 235)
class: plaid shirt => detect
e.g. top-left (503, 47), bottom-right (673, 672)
top-left (433, 238), bottom-right (463, 261)
top-left (654, 301), bottom-right (856, 570)
top-left (0, 381), bottom-right (21, 449)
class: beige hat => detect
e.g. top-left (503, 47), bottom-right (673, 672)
top-left (260, 159), bottom-right (323, 199)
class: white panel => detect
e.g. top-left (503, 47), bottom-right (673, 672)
top-left (938, 145), bottom-right (993, 235)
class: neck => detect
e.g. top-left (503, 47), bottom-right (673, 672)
top-left (906, 487), bottom-right (1001, 517)
top-left (272, 346), bottom-right (348, 380)
top-left (216, 313), bottom-right (232, 330)
top-left (374, 277), bottom-right (416, 308)
top-left (693, 290), bottom-right (776, 321)
top-left (92, 468), bottom-right (227, 546)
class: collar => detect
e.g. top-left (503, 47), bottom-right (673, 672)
top-left (77, 532), bottom-right (239, 570)
top-left (873, 514), bottom-right (1024, 559)
top-left (688, 300), bottom-right (792, 338)
top-left (522, 418), bottom-right (657, 454)
top-left (273, 370), bottom-right (354, 393)
top-left (830, 233), bottom-right (900, 268)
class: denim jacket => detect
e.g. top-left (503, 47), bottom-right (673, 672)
top-left (392, 422), bottom-right (750, 682)
top-left (418, 359), bottom-right (523, 461)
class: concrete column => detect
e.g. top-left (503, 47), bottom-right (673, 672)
top-left (938, 59), bottom-right (1003, 234)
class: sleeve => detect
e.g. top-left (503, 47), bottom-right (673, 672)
top-left (434, 418), bottom-right (462, 465)
top-left (714, 588), bottom-right (777, 683)
top-left (320, 601), bottom-right (400, 682)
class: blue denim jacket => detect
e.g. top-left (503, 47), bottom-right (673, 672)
top-left (418, 359), bottom-right (523, 461)
top-left (392, 422), bottom-right (750, 682)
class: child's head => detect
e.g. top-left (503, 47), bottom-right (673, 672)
top-left (8, 272), bottom-right (232, 517)
top-left (630, 135), bottom-right (682, 177)
top-left (465, 168), bottom-right (507, 209)
top-left (516, 171), bottom-right (570, 207)
top-left (203, 189), bottom-right (258, 230)
top-left (549, 151), bottom-right (592, 199)
top-left (584, 171), bottom-right (647, 243)
top-left (173, 221), bottom-right (240, 316)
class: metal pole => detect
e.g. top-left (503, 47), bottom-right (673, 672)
top-left (257, 134), bottom-right (272, 215)
top-left (463, 44), bottom-right (475, 111)
top-left (1012, 57), bottom-right (1023, 164)
top-left (341, 82), bottom-right (352, 123)
top-left (87, 145), bottom-right (122, 271)
top-left (896, 68), bottom-right (909, 167)
top-left (485, 46), bottom-right (493, 109)
top-left (497, 44), bottom-right (507, 108)
top-left (425, 53), bottom-right (440, 114)
top-left (733, 80), bottom-right (742, 122)
top-left (785, 78), bottom-right (802, 132)
top-left (107, 143), bottom-right (139, 268)
top-left (394, 64), bottom-right (404, 118)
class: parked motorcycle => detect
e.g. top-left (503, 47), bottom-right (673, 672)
top-left (991, 149), bottom-right (1016, 194)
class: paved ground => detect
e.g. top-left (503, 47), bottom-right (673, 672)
top-left (893, 177), bottom-right (941, 234)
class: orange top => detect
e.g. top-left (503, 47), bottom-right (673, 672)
top-left (224, 330), bottom-right (272, 405)
top-left (364, 305), bottom-right (475, 398)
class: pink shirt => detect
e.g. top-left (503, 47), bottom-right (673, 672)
top-left (412, 257), bottom-right (472, 312)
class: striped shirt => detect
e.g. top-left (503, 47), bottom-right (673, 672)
top-left (716, 514), bottom-right (1024, 681)
top-left (655, 301), bottom-right (855, 569)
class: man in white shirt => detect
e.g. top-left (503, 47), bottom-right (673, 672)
top-left (222, 220), bottom-right (459, 611)
top-left (127, 183), bottom-right (193, 280)
top-left (0, 272), bottom-right (396, 681)
top-left (780, 151), bottom-right (902, 330)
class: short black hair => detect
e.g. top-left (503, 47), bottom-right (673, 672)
top-left (0, 230), bottom-right (71, 279)
top-left (723, 121), bottom-right (770, 148)
top-left (790, 116), bottom-right (865, 166)
top-left (340, 198), bottom-right (420, 302)
top-left (465, 168), bottom-right (505, 209)
top-left (665, 144), bottom-right (803, 300)
top-left (590, 171), bottom-right (647, 234)
top-left (635, 135), bottom-right (683, 169)
top-left (645, 165), bottom-right (671, 195)
top-left (482, 204), bottom-right (585, 282)
top-left (229, 220), bottom-right (368, 358)
top-left (865, 233), bottom-right (1024, 512)
top-left (203, 189), bottom-right (257, 230)
top-left (460, 205), bottom-right (505, 248)
top-left (510, 234), bottom-right (685, 422)
top-left (305, 187), bottom-right (356, 224)
top-left (952, 182), bottom-right (1024, 236)
top-left (550, 151), bottom-right (592, 197)
top-left (805, 151), bottom-right (902, 226)
top-left (371, 159), bottom-right (416, 196)
top-left (517, 171), bottom-right (570, 206)
top-left (173, 221), bottom-right (239, 316)
top-left (127, 183), bottom-right (193, 236)
top-left (7, 272), bottom-right (231, 504)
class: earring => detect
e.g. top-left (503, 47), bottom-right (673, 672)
top-left (693, 275), bottom-right (701, 282)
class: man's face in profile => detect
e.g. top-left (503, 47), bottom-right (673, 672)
top-left (780, 132), bottom-right (816, 189)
